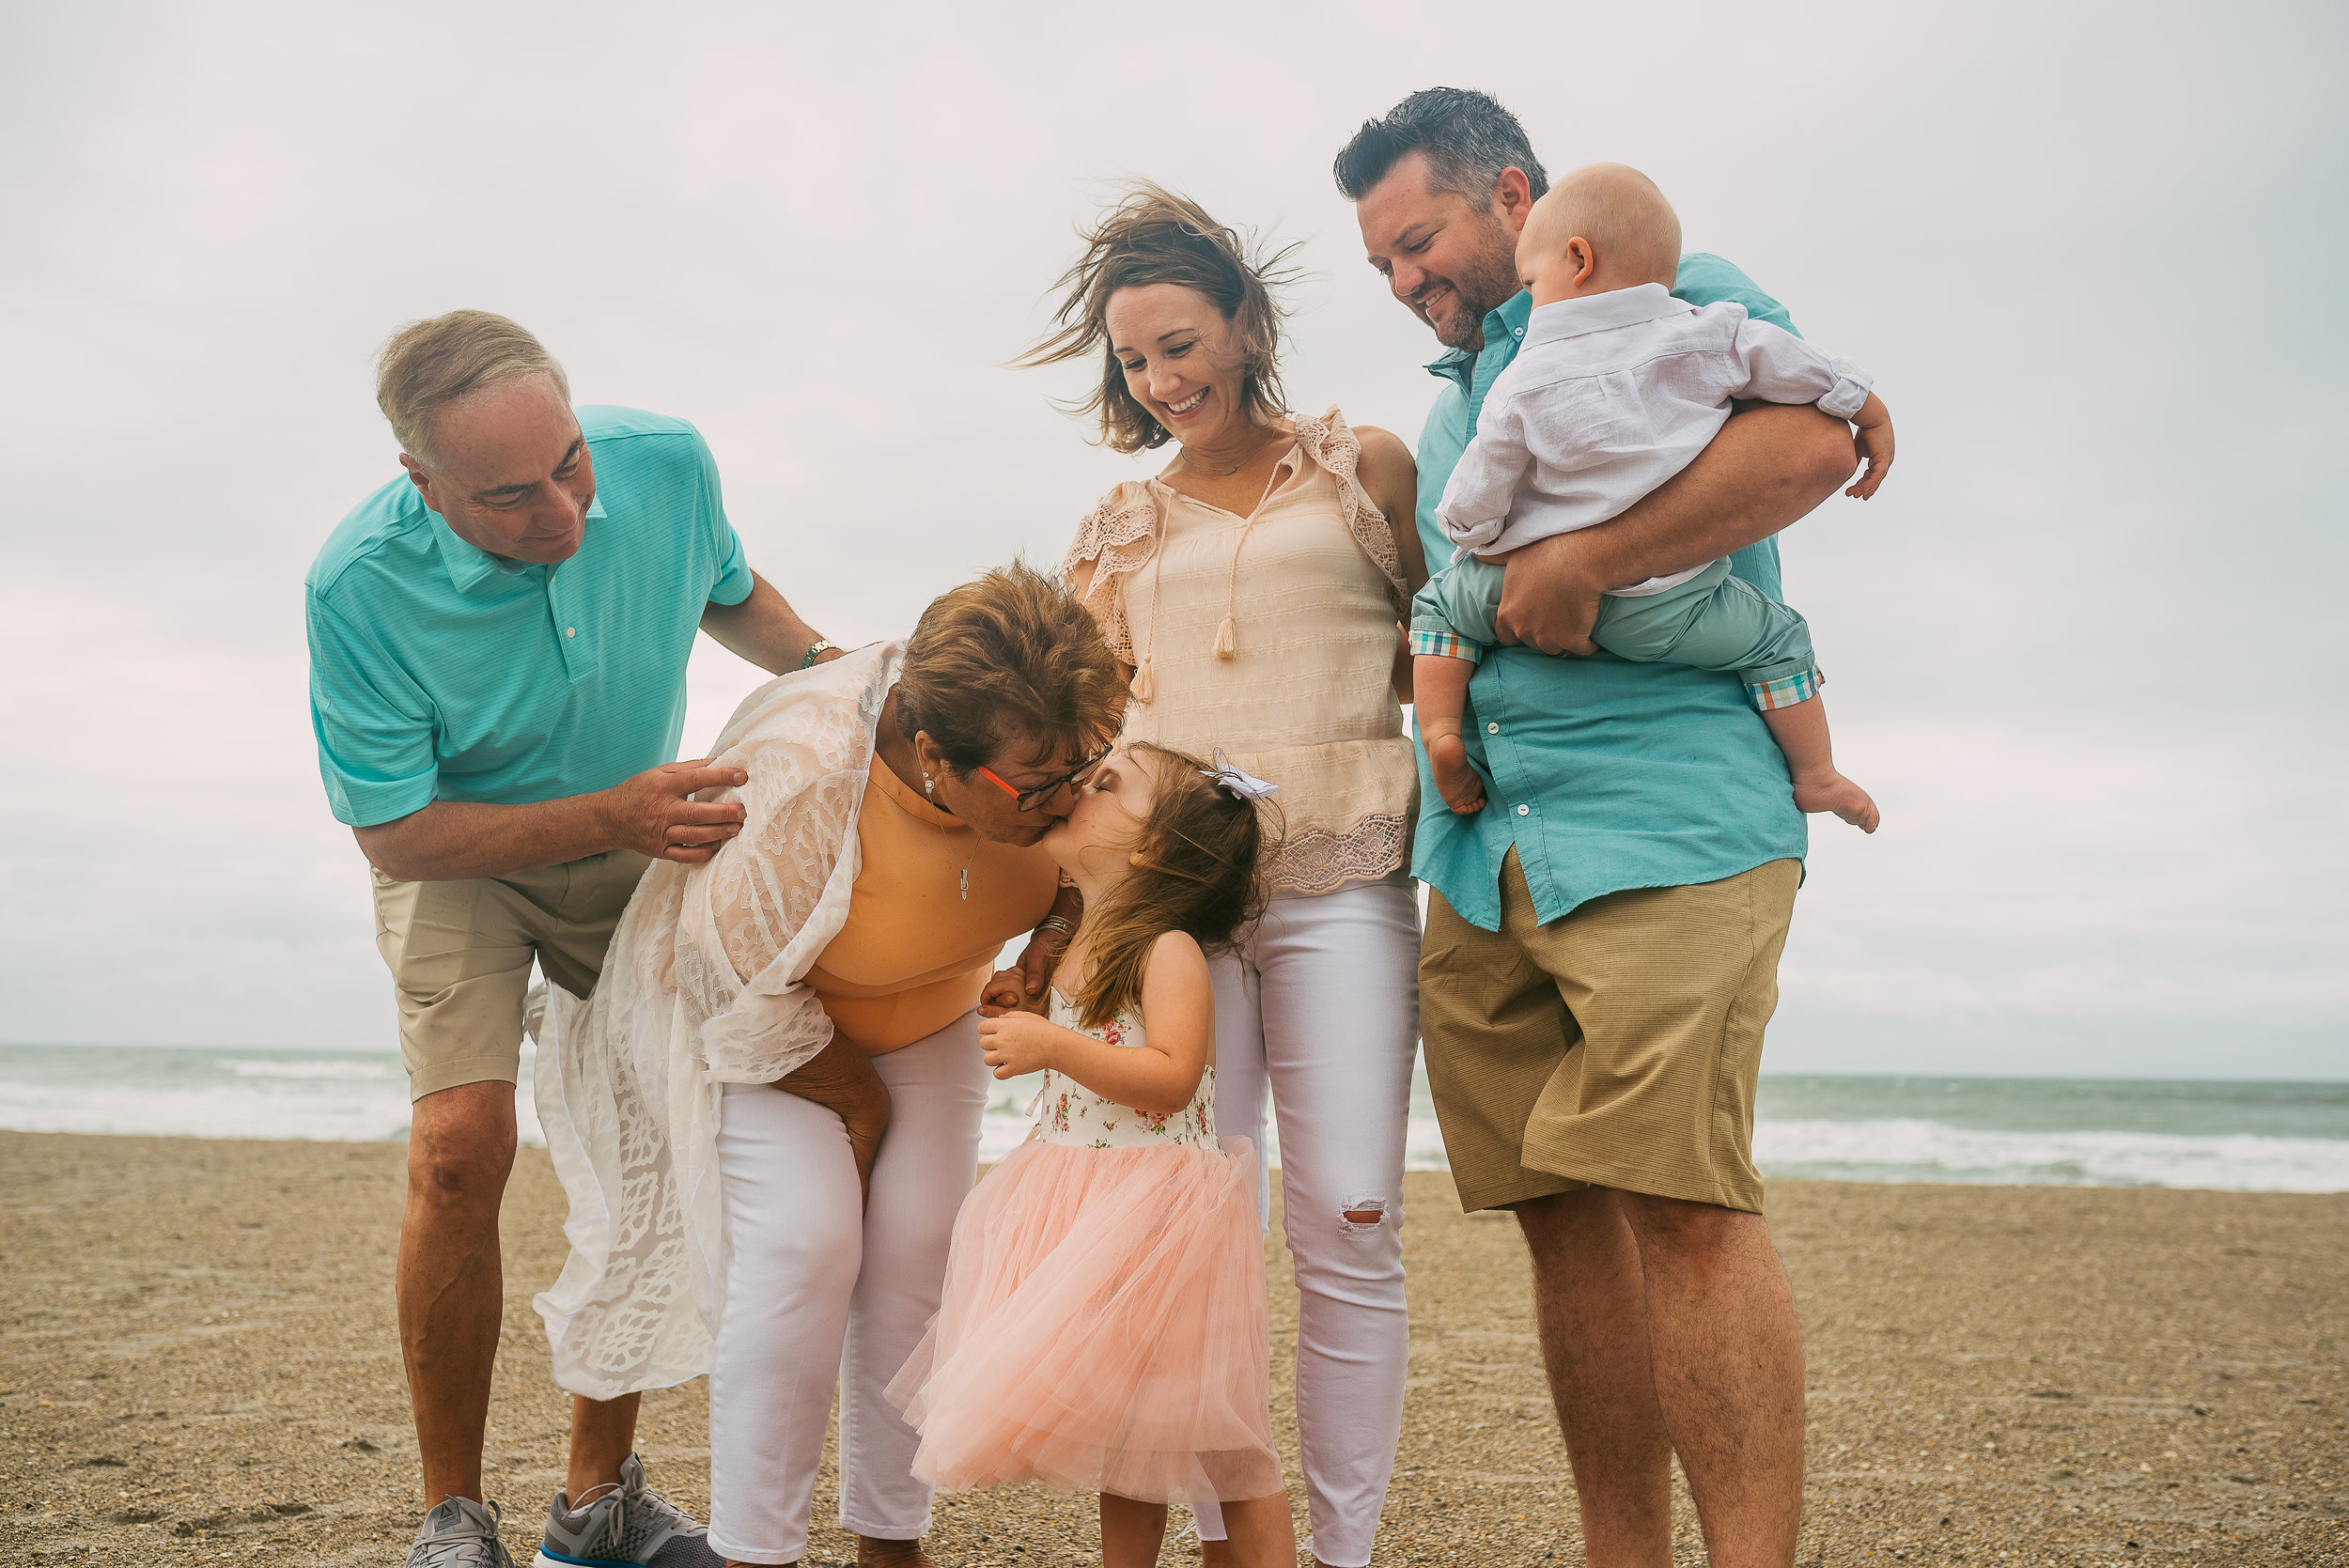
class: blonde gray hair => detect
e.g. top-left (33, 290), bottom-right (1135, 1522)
top-left (374, 310), bottom-right (569, 465)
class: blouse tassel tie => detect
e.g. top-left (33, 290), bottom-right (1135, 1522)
top-left (1133, 449), bottom-right (1283, 694)
top-left (1213, 491), bottom-right (1268, 660)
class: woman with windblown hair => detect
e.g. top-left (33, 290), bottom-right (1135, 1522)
top-left (1033, 187), bottom-right (1430, 1568)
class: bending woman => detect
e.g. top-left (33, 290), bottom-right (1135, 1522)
top-left (1039, 187), bottom-right (1428, 1568)
top-left (533, 566), bottom-right (1126, 1568)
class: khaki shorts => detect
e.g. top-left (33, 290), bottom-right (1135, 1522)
top-left (1419, 849), bottom-right (1799, 1215)
top-left (370, 848), bottom-right (650, 1101)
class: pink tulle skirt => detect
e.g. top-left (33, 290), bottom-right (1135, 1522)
top-left (884, 1135), bottom-right (1283, 1505)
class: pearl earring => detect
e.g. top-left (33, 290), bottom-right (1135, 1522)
top-left (923, 773), bottom-right (934, 797)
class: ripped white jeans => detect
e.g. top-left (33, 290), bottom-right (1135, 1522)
top-left (1192, 879), bottom-right (1420, 1568)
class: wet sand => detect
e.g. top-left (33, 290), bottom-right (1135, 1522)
top-left (3, 1129), bottom-right (2343, 1565)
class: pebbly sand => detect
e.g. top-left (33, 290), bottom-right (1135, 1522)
top-left (3, 1130), bottom-right (2344, 1566)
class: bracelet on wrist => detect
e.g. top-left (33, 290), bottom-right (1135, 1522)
top-left (800, 639), bottom-right (838, 670)
top-left (1037, 915), bottom-right (1075, 938)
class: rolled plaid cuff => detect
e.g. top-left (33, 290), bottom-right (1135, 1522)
top-left (1409, 629), bottom-right (1483, 663)
top-left (1748, 665), bottom-right (1824, 711)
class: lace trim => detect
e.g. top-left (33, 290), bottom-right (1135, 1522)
top-left (1262, 813), bottom-right (1409, 897)
top-left (1057, 407), bottom-right (1409, 658)
top-left (1291, 409), bottom-right (1409, 620)
top-left (1059, 483), bottom-right (1157, 666)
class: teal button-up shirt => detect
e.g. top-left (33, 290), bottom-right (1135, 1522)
top-left (306, 406), bottom-right (753, 828)
top-left (1411, 255), bottom-right (1810, 929)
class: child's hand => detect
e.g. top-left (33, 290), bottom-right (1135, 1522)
top-left (976, 1009), bottom-right (1064, 1079)
top-left (1846, 393), bottom-right (1894, 500)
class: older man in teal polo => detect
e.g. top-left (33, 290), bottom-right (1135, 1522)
top-left (307, 311), bottom-right (837, 1568)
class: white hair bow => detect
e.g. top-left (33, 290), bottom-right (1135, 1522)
top-left (1203, 750), bottom-right (1279, 800)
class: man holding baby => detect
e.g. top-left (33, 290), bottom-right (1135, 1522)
top-left (1339, 89), bottom-right (1866, 1564)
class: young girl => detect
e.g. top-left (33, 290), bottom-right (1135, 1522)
top-left (883, 743), bottom-right (1297, 1568)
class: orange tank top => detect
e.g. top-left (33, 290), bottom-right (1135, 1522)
top-left (803, 753), bottom-right (1058, 1051)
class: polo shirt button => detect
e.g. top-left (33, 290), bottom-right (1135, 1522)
top-left (1487, 722), bottom-right (1501, 734)
top-left (565, 627), bottom-right (577, 638)
top-left (1516, 804), bottom-right (1530, 816)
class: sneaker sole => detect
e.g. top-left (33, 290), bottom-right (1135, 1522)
top-left (531, 1548), bottom-right (639, 1568)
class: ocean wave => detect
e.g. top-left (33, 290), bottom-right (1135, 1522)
top-left (1753, 1116), bottom-right (2349, 1192)
top-left (10, 1048), bottom-right (2341, 1194)
top-left (0, 1078), bottom-right (544, 1147)
top-left (217, 1057), bottom-right (397, 1080)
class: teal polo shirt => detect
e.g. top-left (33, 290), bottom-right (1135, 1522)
top-left (1411, 255), bottom-right (1811, 930)
top-left (306, 405), bottom-right (753, 828)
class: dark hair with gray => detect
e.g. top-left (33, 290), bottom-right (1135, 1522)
top-left (1331, 87), bottom-right (1550, 207)
top-left (1020, 183), bottom-right (1299, 455)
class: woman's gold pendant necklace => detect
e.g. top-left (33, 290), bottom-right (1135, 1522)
top-left (938, 820), bottom-right (978, 900)
top-left (925, 770), bottom-right (978, 899)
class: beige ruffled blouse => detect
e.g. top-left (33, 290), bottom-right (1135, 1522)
top-left (1060, 409), bottom-right (1415, 896)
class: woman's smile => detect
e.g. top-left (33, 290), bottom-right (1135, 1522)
top-left (1165, 386), bottom-right (1208, 416)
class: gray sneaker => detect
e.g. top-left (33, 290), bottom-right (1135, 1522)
top-left (407, 1497), bottom-right (517, 1568)
top-left (531, 1453), bottom-right (721, 1568)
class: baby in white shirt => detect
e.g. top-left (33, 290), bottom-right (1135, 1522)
top-left (1411, 163), bottom-right (1892, 830)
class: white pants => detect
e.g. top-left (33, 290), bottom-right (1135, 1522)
top-left (708, 1015), bottom-right (988, 1564)
top-left (1192, 880), bottom-right (1420, 1568)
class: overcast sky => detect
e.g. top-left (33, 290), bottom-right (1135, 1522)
top-left (3, 0), bottom-right (2342, 1079)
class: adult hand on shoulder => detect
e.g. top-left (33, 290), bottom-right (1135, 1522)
top-left (599, 759), bottom-right (750, 863)
top-left (1493, 535), bottom-right (1606, 657)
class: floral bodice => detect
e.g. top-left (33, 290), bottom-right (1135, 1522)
top-left (1030, 991), bottom-right (1217, 1150)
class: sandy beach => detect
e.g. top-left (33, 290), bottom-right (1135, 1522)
top-left (3, 1129), bottom-right (2343, 1566)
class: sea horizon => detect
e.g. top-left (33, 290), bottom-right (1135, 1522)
top-left (6, 1040), bottom-right (2345, 1194)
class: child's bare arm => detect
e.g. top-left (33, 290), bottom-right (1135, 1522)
top-left (973, 932), bottom-right (1210, 1114)
top-left (1845, 392), bottom-right (1893, 500)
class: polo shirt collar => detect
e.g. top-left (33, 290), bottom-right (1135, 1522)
top-left (429, 493), bottom-right (609, 595)
top-left (1524, 282), bottom-right (1688, 349)
top-left (1424, 288), bottom-right (1536, 389)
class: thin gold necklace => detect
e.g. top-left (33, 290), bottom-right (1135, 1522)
top-left (924, 773), bottom-right (980, 899)
top-left (1183, 423), bottom-right (1280, 477)
top-left (939, 820), bottom-right (977, 900)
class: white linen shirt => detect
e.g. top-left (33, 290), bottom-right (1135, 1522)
top-left (1435, 282), bottom-right (1873, 595)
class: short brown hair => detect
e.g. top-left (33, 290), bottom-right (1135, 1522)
top-left (895, 563), bottom-right (1127, 774)
top-left (375, 310), bottom-right (569, 465)
top-left (1020, 185), bottom-right (1298, 454)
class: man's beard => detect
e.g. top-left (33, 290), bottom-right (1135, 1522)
top-left (1426, 215), bottom-right (1526, 351)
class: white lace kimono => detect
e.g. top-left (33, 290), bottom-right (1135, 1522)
top-left (530, 642), bottom-right (902, 1400)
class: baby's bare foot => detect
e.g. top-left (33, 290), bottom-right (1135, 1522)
top-left (1427, 731), bottom-right (1486, 815)
top-left (1793, 771), bottom-right (1880, 833)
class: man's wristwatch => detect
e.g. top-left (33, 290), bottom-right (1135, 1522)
top-left (799, 639), bottom-right (839, 670)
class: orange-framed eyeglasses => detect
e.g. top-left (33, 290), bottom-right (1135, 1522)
top-left (973, 742), bottom-right (1114, 813)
